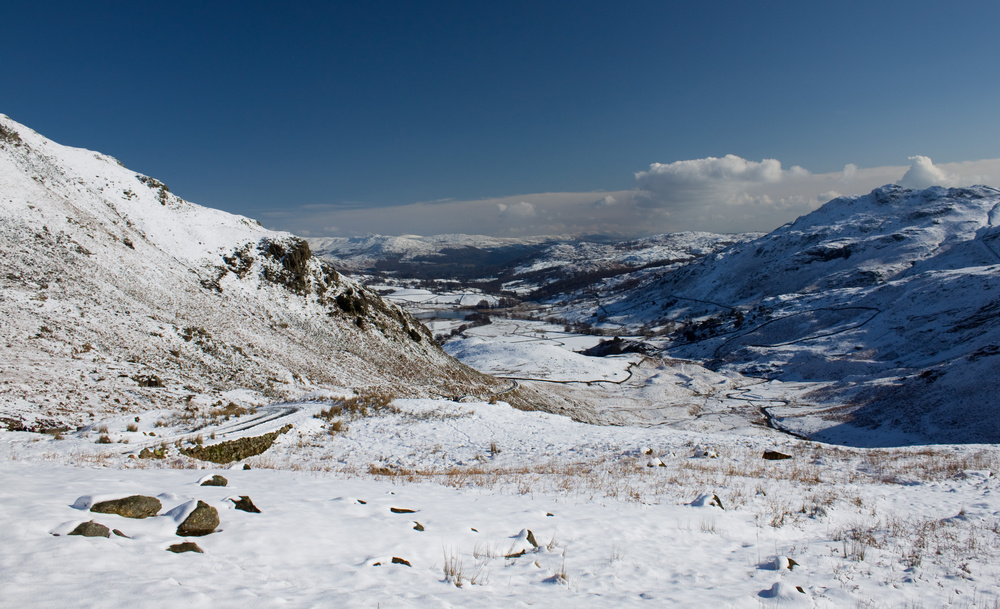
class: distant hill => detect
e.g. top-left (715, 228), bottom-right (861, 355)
top-left (310, 231), bottom-right (753, 297)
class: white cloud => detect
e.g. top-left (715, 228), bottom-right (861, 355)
top-left (497, 201), bottom-right (537, 219)
top-left (897, 155), bottom-right (957, 189)
top-left (840, 164), bottom-right (858, 184)
top-left (264, 156), bottom-right (1000, 239)
top-left (631, 154), bottom-right (824, 232)
top-left (634, 155), bottom-right (789, 208)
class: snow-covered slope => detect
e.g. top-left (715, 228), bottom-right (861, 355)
top-left (593, 185), bottom-right (1000, 444)
top-left (0, 115), bottom-right (503, 432)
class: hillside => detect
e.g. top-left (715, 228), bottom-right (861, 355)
top-left (583, 185), bottom-right (1000, 444)
top-left (0, 115), bottom-right (505, 433)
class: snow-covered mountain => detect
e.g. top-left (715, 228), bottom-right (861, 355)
top-left (309, 233), bottom-right (558, 272)
top-left (0, 115), bottom-right (503, 432)
top-left (311, 231), bottom-right (753, 297)
top-left (589, 184), bottom-right (1000, 444)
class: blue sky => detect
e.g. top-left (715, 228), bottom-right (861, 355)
top-left (4, 1), bottom-right (1000, 237)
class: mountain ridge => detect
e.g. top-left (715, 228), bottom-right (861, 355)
top-left (0, 114), bottom-right (507, 432)
top-left (587, 184), bottom-right (1000, 444)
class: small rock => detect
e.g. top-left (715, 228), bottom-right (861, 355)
top-left (138, 446), bottom-right (166, 459)
top-left (390, 507), bottom-right (416, 514)
top-left (232, 495), bottom-right (261, 513)
top-left (526, 530), bottom-right (538, 548)
top-left (167, 542), bottom-right (204, 553)
top-left (691, 493), bottom-right (725, 510)
top-left (413, 521), bottom-right (424, 532)
top-left (112, 529), bottom-right (130, 538)
top-left (200, 475), bottom-right (228, 487)
top-left (176, 500), bottom-right (220, 537)
top-left (691, 444), bottom-right (718, 458)
top-left (91, 495), bottom-right (161, 519)
top-left (762, 450), bottom-right (792, 460)
top-left (391, 556), bottom-right (411, 567)
top-left (759, 581), bottom-right (806, 600)
top-left (69, 521), bottom-right (110, 538)
top-left (243, 464), bottom-right (251, 470)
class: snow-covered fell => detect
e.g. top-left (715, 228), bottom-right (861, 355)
top-left (0, 115), bottom-right (502, 432)
top-left (309, 233), bottom-right (558, 271)
top-left (592, 185), bottom-right (1000, 444)
top-left (311, 231), bottom-right (753, 300)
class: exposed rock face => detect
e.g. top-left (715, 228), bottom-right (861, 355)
top-left (91, 495), bottom-right (162, 519)
top-left (260, 237), bottom-right (315, 295)
top-left (69, 521), bottom-right (110, 538)
top-left (176, 501), bottom-right (220, 537)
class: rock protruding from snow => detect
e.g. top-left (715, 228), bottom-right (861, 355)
top-left (68, 521), bottom-right (111, 538)
top-left (90, 496), bottom-right (162, 519)
top-left (199, 475), bottom-right (229, 487)
top-left (758, 581), bottom-right (809, 606)
top-left (762, 450), bottom-right (792, 461)
top-left (176, 501), bottom-right (220, 537)
top-left (231, 496), bottom-right (261, 513)
top-left (690, 493), bottom-right (724, 510)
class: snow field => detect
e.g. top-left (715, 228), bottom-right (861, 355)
top-left (5, 396), bottom-right (1000, 607)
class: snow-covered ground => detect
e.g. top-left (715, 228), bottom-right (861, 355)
top-left (4, 396), bottom-right (1000, 608)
